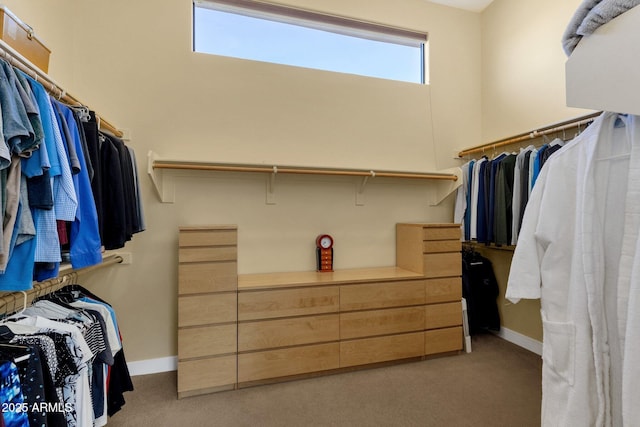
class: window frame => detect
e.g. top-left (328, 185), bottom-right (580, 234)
top-left (193, 0), bottom-right (429, 84)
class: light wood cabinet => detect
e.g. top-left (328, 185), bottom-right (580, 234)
top-left (397, 223), bottom-right (462, 278)
top-left (177, 226), bottom-right (238, 398)
top-left (177, 223), bottom-right (463, 396)
top-left (397, 223), bottom-right (464, 354)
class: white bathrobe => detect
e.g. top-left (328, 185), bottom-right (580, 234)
top-left (506, 112), bottom-right (640, 426)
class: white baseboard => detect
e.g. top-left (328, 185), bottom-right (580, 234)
top-left (127, 356), bottom-right (177, 376)
top-left (494, 327), bottom-right (542, 356)
top-left (126, 328), bottom-right (541, 376)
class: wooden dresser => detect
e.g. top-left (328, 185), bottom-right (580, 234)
top-left (396, 223), bottom-right (464, 355)
top-left (177, 223), bottom-right (463, 397)
top-left (177, 226), bottom-right (238, 398)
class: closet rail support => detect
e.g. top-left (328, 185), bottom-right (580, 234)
top-left (356, 171), bottom-right (375, 206)
top-left (148, 151), bottom-right (175, 203)
top-left (266, 166), bottom-right (277, 205)
top-left (430, 167), bottom-right (463, 206)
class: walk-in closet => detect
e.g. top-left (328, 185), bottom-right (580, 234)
top-left (0, 0), bottom-right (636, 425)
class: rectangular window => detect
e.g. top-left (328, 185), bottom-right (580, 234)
top-left (193, 0), bottom-right (428, 84)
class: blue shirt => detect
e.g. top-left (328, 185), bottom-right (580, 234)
top-left (52, 99), bottom-right (102, 269)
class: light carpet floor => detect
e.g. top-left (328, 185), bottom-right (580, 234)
top-left (108, 333), bottom-right (541, 427)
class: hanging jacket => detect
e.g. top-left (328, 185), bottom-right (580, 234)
top-left (462, 249), bottom-right (500, 334)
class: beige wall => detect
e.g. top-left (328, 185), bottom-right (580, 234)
top-left (481, 0), bottom-right (588, 142)
top-left (5, 0), bottom-right (593, 358)
top-left (3, 0), bottom-right (482, 362)
top-left (478, 0), bottom-right (589, 342)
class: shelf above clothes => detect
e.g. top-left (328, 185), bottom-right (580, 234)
top-left (147, 150), bottom-right (462, 205)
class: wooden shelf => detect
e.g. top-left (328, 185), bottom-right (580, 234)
top-left (148, 151), bottom-right (462, 205)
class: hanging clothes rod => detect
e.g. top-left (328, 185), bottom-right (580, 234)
top-left (152, 160), bottom-right (459, 181)
top-left (458, 111), bottom-right (602, 158)
top-left (0, 39), bottom-right (124, 138)
top-left (0, 254), bottom-right (123, 316)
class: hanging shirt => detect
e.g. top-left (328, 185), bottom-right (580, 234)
top-left (494, 154), bottom-right (516, 246)
top-left (52, 100), bottom-right (101, 269)
top-left (487, 153), bottom-right (507, 244)
top-left (127, 146), bottom-right (146, 233)
top-left (454, 161), bottom-right (471, 239)
top-left (506, 112), bottom-right (640, 426)
top-left (0, 59), bottom-right (34, 158)
top-left (0, 176), bottom-right (37, 290)
top-left (464, 160), bottom-right (475, 240)
top-left (470, 157), bottom-right (486, 240)
top-left (511, 145), bottom-right (535, 244)
top-left (47, 97), bottom-right (77, 222)
top-left (531, 144), bottom-right (549, 188)
top-left (527, 147), bottom-right (538, 196)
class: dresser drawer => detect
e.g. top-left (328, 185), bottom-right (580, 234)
top-left (179, 261), bottom-right (237, 295)
top-left (238, 286), bottom-right (339, 321)
top-left (179, 228), bottom-right (237, 247)
top-left (425, 326), bottom-right (463, 355)
top-left (340, 307), bottom-right (425, 340)
top-left (340, 280), bottom-right (425, 311)
top-left (238, 343), bottom-right (339, 383)
top-left (178, 293), bottom-right (237, 327)
top-left (422, 227), bottom-right (461, 241)
top-left (425, 277), bottom-right (462, 303)
top-left (423, 252), bottom-right (461, 278)
top-left (178, 355), bottom-right (237, 395)
top-left (340, 332), bottom-right (424, 367)
top-left (179, 246), bottom-right (237, 263)
top-left (422, 240), bottom-right (461, 253)
top-left (425, 302), bottom-right (462, 329)
top-left (179, 324), bottom-right (237, 359)
top-left (238, 314), bottom-right (339, 352)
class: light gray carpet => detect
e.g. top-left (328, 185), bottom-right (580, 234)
top-left (108, 334), bottom-right (541, 427)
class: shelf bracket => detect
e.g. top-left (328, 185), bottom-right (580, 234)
top-left (430, 167), bottom-right (463, 206)
top-left (356, 171), bottom-right (375, 206)
top-left (266, 166), bottom-right (277, 205)
top-left (147, 150), bottom-right (175, 203)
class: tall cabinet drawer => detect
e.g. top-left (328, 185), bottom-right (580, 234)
top-left (177, 226), bottom-right (238, 398)
top-left (397, 223), bottom-right (464, 358)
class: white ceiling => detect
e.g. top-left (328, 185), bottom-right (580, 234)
top-left (428, 0), bottom-right (494, 12)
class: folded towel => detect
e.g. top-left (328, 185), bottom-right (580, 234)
top-left (562, 0), bottom-right (602, 56)
top-left (577, 0), bottom-right (640, 35)
top-left (563, 0), bottom-right (640, 55)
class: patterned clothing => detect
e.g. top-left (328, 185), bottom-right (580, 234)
top-left (0, 361), bottom-right (29, 427)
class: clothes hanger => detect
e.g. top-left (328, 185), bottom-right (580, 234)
top-left (15, 291), bottom-right (27, 316)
